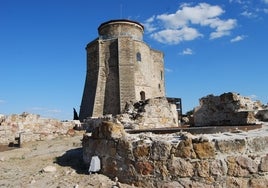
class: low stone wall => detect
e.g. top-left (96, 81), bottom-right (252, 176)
top-left (0, 112), bottom-right (76, 145)
top-left (83, 121), bottom-right (268, 187)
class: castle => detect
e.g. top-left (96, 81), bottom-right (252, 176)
top-left (79, 19), bottom-right (165, 120)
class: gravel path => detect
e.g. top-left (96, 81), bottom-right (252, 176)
top-left (0, 133), bottom-right (134, 188)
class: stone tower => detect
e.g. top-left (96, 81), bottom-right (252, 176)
top-left (79, 19), bottom-right (165, 120)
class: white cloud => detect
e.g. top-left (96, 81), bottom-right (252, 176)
top-left (47, 109), bottom-right (62, 113)
top-left (156, 3), bottom-right (224, 29)
top-left (30, 107), bottom-right (62, 115)
top-left (241, 10), bottom-right (257, 18)
top-left (142, 16), bottom-right (157, 33)
top-left (180, 48), bottom-right (193, 55)
top-left (263, 0), bottom-right (268, 4)
top-left (0, 99), bottom-right (6, 104)
top-left (165, 68), bottom-right (173, 72)
top-left (230, 35), bottom-right (246, 42)
top-left (144, 3), bottom-right (237, 44)
top-left (151, 27), bottom-right (202, 44)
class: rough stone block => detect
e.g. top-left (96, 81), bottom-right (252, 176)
top-left (175, 138), bottom-right (196, 159)
top-left (260, 154), bottom-right (268, 172)
top-left (92, 121), bottom-right (125, 139)
top-left (168, 157), bottom-right (194, 178)
top-left (193, 142), bottom-right (215, 159)
top-left (215, 139), bottom-right (246, 154)
top-left (226, 177), bottom-right (248, 188)
top-left (249, 177), bottom-right (268, 188)
top-left (135, 161), bottom-right (154, 175)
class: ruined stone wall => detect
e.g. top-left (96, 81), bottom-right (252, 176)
top-left (194, 92), bottom-right (263, 126)
top-left (83, 121), bottom-right (268, 187)
top-left (0, 113), bottom-right (75, 145)
top-left (82, 97), bottom-right (178, 131)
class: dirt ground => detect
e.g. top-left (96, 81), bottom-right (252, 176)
top-left (0, 132), bottom-right (134, 188)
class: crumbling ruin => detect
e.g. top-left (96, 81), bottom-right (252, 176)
top-left (82, 120), bottom-right (268, 187)
top-left (0, 112), bottom-right (77, 147)
top-left (81, 92), bottom-right (268, 187)
top-left (194, 92), bottom-right (264, 126)
top-left (82, 97), bottom-right (179, 132)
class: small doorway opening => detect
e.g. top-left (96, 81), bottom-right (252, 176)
top-left (140, 91), bottom-right (145, 101)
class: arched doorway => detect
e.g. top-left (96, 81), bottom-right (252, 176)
top-left (140, 91), bottom-right (145, 101)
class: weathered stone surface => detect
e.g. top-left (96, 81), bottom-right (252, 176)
top-left (226, 177), bottom-right (248, 188)
top-left (260, 154), bottom-right (268, 172)
top-left (178, 178), bottom-right (215, 188)
top-left (83, 119), bottom-right (268, 187)
top-left (0, 112), bottom-right (75, 145)
top-left (256, 109), bottom-right (268, 121)
top-left (151, 140), bottom-right (171, 161)
top-left (215, 139), bottom-right (246, 154)
top-left (168, 157), bottom-right (194, 177)
top-left (133, 144), bottom-right (150, 160)
top-left (194, 92), bottom-right (262, 126)
top-left (226, 156), bottom-right (258, 177)
top-left (193, 141), bottom-right (215, 159)
top-left (210, 159), bottom-right (227, 177)
top-left (247, 136), bottom-right (268, 153)
top-left (92, 121), bottom-right (125, 139)
top-left (249, 177), bottom-right (268, 188)
top-left (135, 161), bottom-right (154, 175)
top-left (237, 156), bottom-right (258, 173)
top-left (83, 97), bottom-right (179, 130)
top-left (157, 181), bottom-right (183, 188)
top-left (196, 160), bottom-right (210, 178)
top-left (154, 161), bottom-right (169, 180)
top-left (175, 138), bottom-right (196, 159)
top-left (119, 97), bottom-right (178, 129)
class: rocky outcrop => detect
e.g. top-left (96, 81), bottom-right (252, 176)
top-left (194, 92), bottom-right (264, 126)
top-left (83, 121), bottom-right (268, 187)
top-left (0, 112), bottom-right (77, 145)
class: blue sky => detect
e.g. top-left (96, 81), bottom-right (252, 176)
top-left (0, 0), bottom-right (268, 120)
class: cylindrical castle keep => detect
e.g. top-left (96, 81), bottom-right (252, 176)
top-left (98, 19), bottom-right (144, 40)
top-left (79, 19), bottom-right (165, 120)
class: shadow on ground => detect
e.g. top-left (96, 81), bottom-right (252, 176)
top-left (55, 148), bottom-right (88, 174)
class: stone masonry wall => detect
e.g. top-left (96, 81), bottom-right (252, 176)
top-left (194, 92), bottom-right (264, 126)
top-left (82, 97), bottom-right (178, 131)
top-left (0, 112), bottom-right (76, 145)
top-left (80, 20), bottom-right (166, 120)
top-left (83, 121), bottom-right (268, 188)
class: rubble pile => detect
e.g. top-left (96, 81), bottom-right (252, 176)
top-left (83, 121), bottom-right (268, 187)
top-left (194, 92), bottom-right (265, 126)
top-left (0, 112), bottom-right (76, 145)
top-left (82, 97), bottom-right (178, 131)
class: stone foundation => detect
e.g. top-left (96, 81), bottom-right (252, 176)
top-left (82, 121), bottom-right (268, 187)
